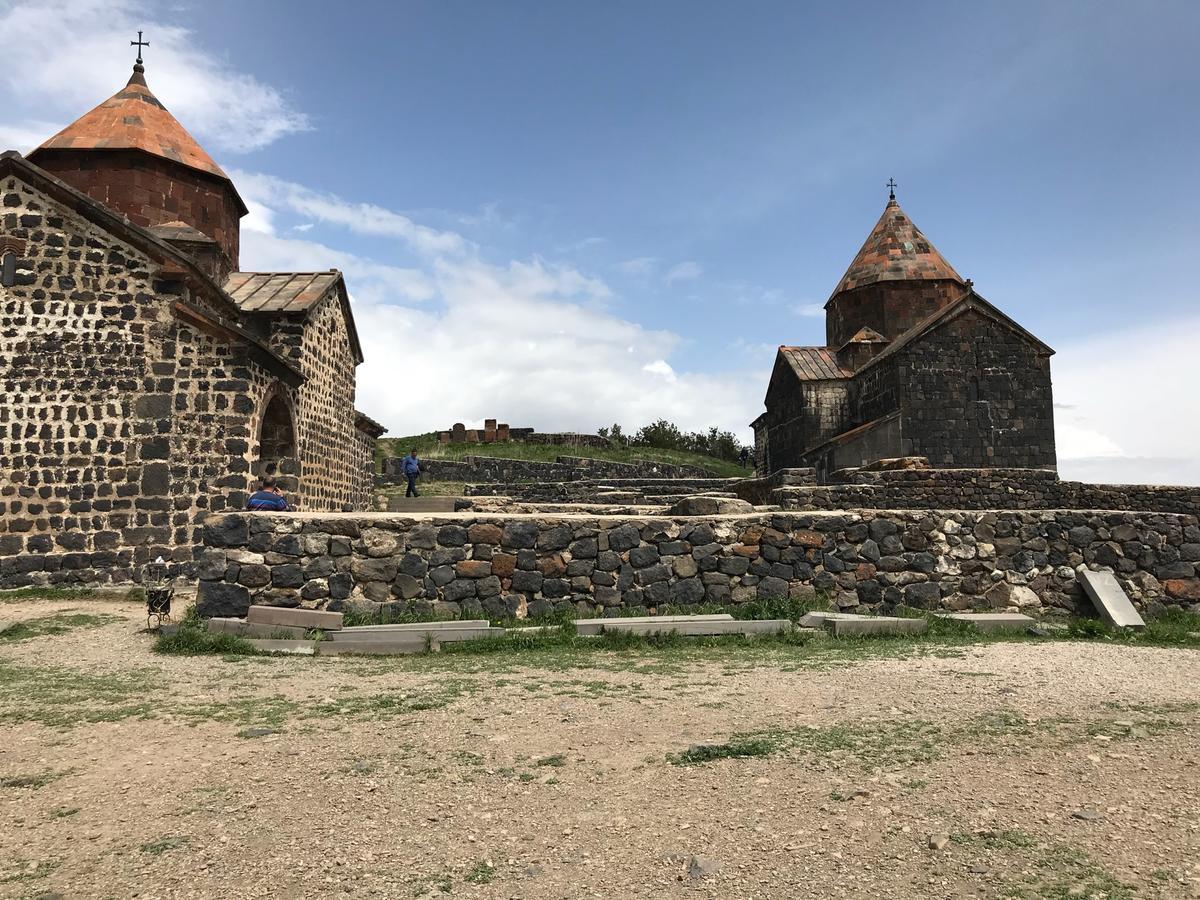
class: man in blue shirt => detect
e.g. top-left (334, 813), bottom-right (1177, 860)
top-left (246, 475), bottom-right (290, 511)
top-left (402, 449), bottom-right (421, 497)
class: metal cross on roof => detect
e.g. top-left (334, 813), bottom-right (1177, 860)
top-left (131, 30), bottom-right (149, 65)
top-left (886, 178), bottom-right (897, 201)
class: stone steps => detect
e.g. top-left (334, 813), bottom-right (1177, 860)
top-left (385, 496), bottom-right (462, 513)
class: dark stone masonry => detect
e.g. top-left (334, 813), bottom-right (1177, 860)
top-left (0, 62), bottom-right (385, 587)
top-left (752, 195), bottom-right (1055, 478)
top-left (382, 454), bottom-right (717, 485)
top-left (195, 510), bottom-right (1200, 621)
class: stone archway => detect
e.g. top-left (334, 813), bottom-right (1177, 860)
top-left (257, 390), bottom-right (301, 500)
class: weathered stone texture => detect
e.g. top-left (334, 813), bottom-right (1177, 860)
top-left (197, 510), bottom-right (1200, 620)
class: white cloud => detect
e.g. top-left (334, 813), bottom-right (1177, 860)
top-left (1052, 316), bottom-right (1200, 485)
top-left (794, 302), bottom-right (826, 317)
top-left (233, 171), bottom-right (468, 257)
top-left (234, 176), bottom-right (764, 441)
top-left (0, 120), bottom-right (63, 155)
top-left (664, 260), bottom-right (703, 283)
top-left (0, 0), bottom-right (308, 154)
top-left (615, 256), bottom-right (658, 276)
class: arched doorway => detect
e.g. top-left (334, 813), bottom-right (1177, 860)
top-left (257, 391), bottom-right (301, 501)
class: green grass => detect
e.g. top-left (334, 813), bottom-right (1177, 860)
top-left (0, 771), bottom-right (64, 790)
top-left (153, 623), bottom-right (260, 657)
top-left (378, 432), bottom-right (749, 478)
top-left (951, 829), bottom-right (1133, 899)
top-left (140, 836), bottom-right (190, 855)
top-left (0, 586), bottom-right (142, 604)
top-left (669, 737), bottom-right (779, 764)
top-left (0, 612), bottom-right (122, 642)
top-left (464, 861), bottom-right (495, 884)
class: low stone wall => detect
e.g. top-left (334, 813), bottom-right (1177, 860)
top-left (381, 455), bottom-right (716, 485)
top-left (194, 510), bottom-right (1200, 621)
top-left (751, 468), bottom-right (1200, 515)
top-left (462, 478), bottom-right (738, 502)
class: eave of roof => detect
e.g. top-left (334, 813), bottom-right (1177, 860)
top-left (0, 151), bottom-right (301, 384)
top-left (852, 289), bottom-right (1055, 378)
top-left (354, 411), bottom-right (387, 437)
top-left (777, 345), bottom-right (852, 381)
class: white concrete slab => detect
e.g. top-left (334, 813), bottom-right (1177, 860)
top-left (829, 616), bottom-right (928, 637)
top-left (933, 613), bottom-right (1036, 634)
top-left (207, 617), bottom-right (306, 639)
top-left (1078, 570), bottom-right (1146, 629)
top-left (327, 626), bottom-right (503, 642)
top-left (573, 614), bottom-right (732, 636)
top-left (798, 611), bottom-right (869, 628)
top-left (246, 639), bottom-right (317, 655)
top-left (246, 606), bottom-right (344, 631)
top-left (591, 618), bottom-right (792, 637)
top-left (339, 620), bottom-right (490, 633)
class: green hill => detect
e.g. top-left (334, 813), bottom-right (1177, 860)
top-left (377, 433), bottom-right (748, 478)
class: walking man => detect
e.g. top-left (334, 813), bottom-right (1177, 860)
top-left (402, 449), bottom-right (421, 497)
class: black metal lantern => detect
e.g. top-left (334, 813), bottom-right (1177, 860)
top-left (143, 557), bottom-right (175, 630)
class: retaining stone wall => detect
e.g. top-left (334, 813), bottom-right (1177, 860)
top-left (382, 455), bottom-right (716, 485)
top-left (195, 510), bottom-right (1200, 621)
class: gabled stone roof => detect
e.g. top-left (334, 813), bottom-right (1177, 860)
top-left (778, 346), bottom-right (851, 381)
top-left (33, 64), bottom-right (229, 181)
top-left (829, 198), bottom-right (964, 299)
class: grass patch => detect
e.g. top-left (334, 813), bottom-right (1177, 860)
top-left (0, 612), bottom-right (122, 642)
top-left (378, 432), bottom-right (747, 478)
top-left (140, 835), bottom-right (190, 855)
top-left (51, 806), bottom-right (80, 818)
top-left (0, 658), bottom-right (157, 727)
top-left (153, 623), bottom-right (259, 657)
top-left (0, 586), bottom-right (141, 604)
top-left (464, 861), bottom-right (494, 884)
top-left (952, 829), bottom-right (1133, 899)
top-left (0, 771), bottom-right (63, 790)
top-left (535, 753), bottom-right (567, 767)
top-left (1066, 609), bottom-right (1200, 647)
top-left (669, 736), bottom-right (779, 765)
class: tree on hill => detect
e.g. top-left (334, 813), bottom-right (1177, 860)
top-left (599, 419), bottom-right (749, 463)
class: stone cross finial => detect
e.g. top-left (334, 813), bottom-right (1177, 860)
top-left (131, 30), bottom-right (149, 66)
top-left (886, 178), bottom-right (897, 201)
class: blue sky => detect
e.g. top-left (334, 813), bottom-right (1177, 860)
top-left (2, 0), bottom-right (1198, 483)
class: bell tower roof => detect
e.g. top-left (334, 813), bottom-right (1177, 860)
top-left (828, 196), bottom-right (963, 301)
top-left (31, 64), bottom-right (232, 185)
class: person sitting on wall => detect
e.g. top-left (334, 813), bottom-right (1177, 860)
top-left (402, 449), bottom-right (422, 498)
top-left (246, 475), bottom-right (290, 511)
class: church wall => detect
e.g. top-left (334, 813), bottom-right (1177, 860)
top-left (31, 149), bottom-right (241, 278)
top-left (0, 174), bottom-right (175, 584)
top-left (895, 310), bottom-right (1056, 469)
top-left (826, 280), bottom-right (963, 348)
top-left (761, 377), bottom-right (850, 473)
top-left (295, 296), bottom-right (368, 511)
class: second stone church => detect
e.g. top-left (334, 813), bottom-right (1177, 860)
top-left (752, 192), bottom-right (1057, 478)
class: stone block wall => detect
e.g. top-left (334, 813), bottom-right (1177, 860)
top-left (381, 455), bottom-right (716, 485)
top-left (760, 469), bottom-right (1200, 515)
top-left (194, 510), bottom-right (1200, 621)
top-left (0, 173), bottom-right (278, 586)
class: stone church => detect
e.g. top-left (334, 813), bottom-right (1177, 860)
top-left (0, 60), bottom-right (385, 586)
top-left (751, 190), bottom-right (1056, 479)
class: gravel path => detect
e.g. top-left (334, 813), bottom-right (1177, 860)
top-left (2, 597), bottom-right (1198, 899)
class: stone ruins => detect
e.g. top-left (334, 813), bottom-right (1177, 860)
top-left (1, 59), bottom-right (1196, 626)
top-left (437, 419), bottom-right (608, 448)
top-left (0, 61), bottom-right (383, 588)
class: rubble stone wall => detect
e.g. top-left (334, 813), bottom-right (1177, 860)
top-left (194, 509), bottom-right (1200, 620)
top-left (382, 455), bottom-right (716, 484)
top-left (0, 173), bottom-right (278, 586)
top-left (763, 469), bottom-right (1200, 515)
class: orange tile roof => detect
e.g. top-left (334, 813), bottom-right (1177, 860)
top-left (830, 198), bottom-right (963, 297)
top-left (34, 65), bottom-right (228, 181)
top-left (778, 346), bottom-right (850, 381)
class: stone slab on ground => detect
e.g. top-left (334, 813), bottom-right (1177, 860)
top-left (246, 639), bottom-right (318, 655)
top-left (591, 618), bottom-right (793, 637)
top-left (934, 613), bottom-right (1036, 634)
top-left (207, 617), bottom-right (306, 639)
top-left (338, 620), bottom-right (491, 633)
top-left (798, 611), bottom-right (869, 628)
top-left (327, 626), bottom-right (503, 642)
top-left (386, 496), bottom-right (459, 513)
top-left (246, 605), bottom-right (343, 631)
top-left (318, 638), bottom-right (434, 656)
top-left (573, 614), bottom-right (733, 636)
top-left (1078, 569), bottom-right (1146, 629)
top-left (828, 616), bottom-right (929, 637)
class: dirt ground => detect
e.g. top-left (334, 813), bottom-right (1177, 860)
top-left (2, 596), bottom-right (1199, 900)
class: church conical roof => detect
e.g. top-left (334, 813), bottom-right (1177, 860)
top-left (33, 64), bottom-right (228, 181)
top-left (829, 197), bottom-right (963, 298)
